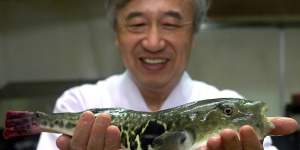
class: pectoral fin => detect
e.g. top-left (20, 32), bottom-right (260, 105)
top-left (151, 131), bottom-right (194, 150)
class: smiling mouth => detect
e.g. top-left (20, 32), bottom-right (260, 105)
top-left (140, 58), bottom-right (169, 71)
top-left (141, 58), bottom-right (168, 64)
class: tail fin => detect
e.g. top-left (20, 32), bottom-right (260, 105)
top-left (3, 111), bottom-right (42, 139)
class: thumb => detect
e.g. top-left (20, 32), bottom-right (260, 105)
top-left (56, 134), bottom-right (71, 150)
top-left (269, 117), bottom-right (298, 135)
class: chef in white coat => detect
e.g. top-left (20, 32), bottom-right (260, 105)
top-left (37, 0), bottom-right (298, 150)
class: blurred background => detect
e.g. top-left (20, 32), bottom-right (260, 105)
top-left (0, 0), bottom-right (300, 149)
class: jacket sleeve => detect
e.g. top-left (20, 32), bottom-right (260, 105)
top-left (36, 132), bottom-right (60, 150)
top-left (263, 136), bottom-right (278, 150)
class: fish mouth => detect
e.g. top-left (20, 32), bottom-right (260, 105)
top-left (254, 101), bottom-right (275, 138)
top-left (261, 105), bottom-right (268, 115)
top-left (261, 105), bottom-right (275, 129)
top-left (241, 100), bottom-right (274, 138)
top-left (250, 100), bottom-right (268, 115)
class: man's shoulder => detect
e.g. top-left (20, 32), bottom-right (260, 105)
top-left (191, 80), bottom-right (219, 91)
top-left (190, 80), bottom-right (243, 99)
top-left (65, 73), bottom-right (124, 94)
top-left (54, 73), bottom-right (126, 112)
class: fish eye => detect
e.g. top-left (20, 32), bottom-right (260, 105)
top-left (223, 107), bottom-right (234, 116)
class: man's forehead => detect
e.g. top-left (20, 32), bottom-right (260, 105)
top-left (119, 0), bottom-right (193, 19)
top-left (125, 10), bottom-right (183, 20)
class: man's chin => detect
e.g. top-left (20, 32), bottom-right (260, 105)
top-left (139, 79), bottom-right (172, 91)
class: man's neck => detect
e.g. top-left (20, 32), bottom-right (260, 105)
top-left (137, 76), bottom-right (181, 111)
top-left (128, 71), bottom-right (184, 111)
top-left (139, 87), bottom-right (171, 112)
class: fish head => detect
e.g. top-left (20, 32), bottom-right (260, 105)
top-left (205, 99), bottom-right (274, 139)
top-left (233, 99), bottom-right (274, 138)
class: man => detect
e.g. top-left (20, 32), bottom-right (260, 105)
top-left (37, 0), bottom-right (298, 150)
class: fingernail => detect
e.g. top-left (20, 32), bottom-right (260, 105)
top-left (81, 111), bottom-right (94, 123)
top-left (96, 114), bottom-right (111, 126)
top-left (210, 135), bottom-right (221, 140)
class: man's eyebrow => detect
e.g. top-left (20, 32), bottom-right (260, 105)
top-left (164, 11), bottom-right (182, 20)
top-left (126, 11), bottom-right (143, 21)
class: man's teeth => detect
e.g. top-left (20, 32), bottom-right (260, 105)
top-left (143, 58), bottom-right (167, 64)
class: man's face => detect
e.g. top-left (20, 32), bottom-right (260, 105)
top-left (115, 0), bottom-right (195, 90)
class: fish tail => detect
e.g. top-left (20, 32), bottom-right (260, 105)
top-left (3, 111), bottom-right (42, 139)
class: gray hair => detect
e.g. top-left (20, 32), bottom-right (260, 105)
top-left (105, 0), bottom-right (209, 33)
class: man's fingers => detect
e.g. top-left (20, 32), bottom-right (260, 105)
top-left (269, 117), bottom-right (298, 135)
top-left (56, 135), bottom-right (71, 150)
top-left (87, 113), bottom-right (112, 150)
top-left (220, 129), bottom-right (242, 150)
top-left (104, 125), bottom-right (121, 150)
top-left (70, 111), bottom-right (95, 149)
top-left (240, 125), bottom-right (263, 150)
top-left (206, 135), bottom-right (222, 150)
top-left (203, 117), bottom-right (298, 150)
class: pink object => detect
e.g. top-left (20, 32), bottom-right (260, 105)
top-left (3, 111), bottom-right (42, 139)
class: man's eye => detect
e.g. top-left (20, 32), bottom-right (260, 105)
top-left (127, 23), bottom-right (146, 32)
top-left (129, 23), bottom-right (146, 27)
top-left (162, 23), bottom-right (181, 30)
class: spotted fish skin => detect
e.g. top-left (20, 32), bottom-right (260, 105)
top-left (3, 98), bottom-right (274, 150)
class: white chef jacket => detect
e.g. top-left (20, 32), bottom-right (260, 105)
top-left (36, 71), bottom-right (277, 150)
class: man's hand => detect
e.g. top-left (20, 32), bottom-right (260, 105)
top-left (56, 111), bottom-right (121, 150)
top-left (201, 117), bottom-right (298, 150)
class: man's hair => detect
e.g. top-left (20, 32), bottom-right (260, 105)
top-left (105, 0), bottom-right (209, 33)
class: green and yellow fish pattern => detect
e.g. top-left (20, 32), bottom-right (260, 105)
top-left (3, 98), bottom-right (274, 150)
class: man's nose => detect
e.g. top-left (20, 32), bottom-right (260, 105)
top-left (141, 27), bottom-right (165, 52)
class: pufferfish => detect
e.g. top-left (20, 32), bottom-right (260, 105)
top-left (3, 98), bottom-right (274, 150)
